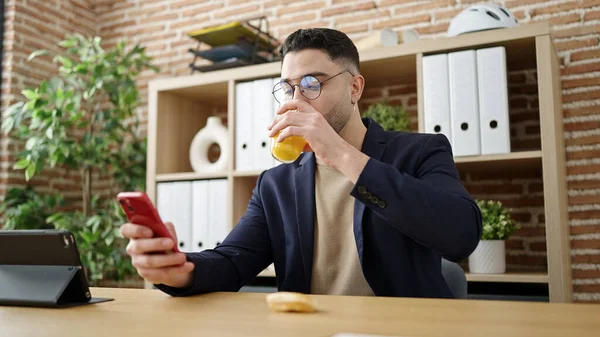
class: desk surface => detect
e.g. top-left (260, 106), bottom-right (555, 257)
top-left (1, 287), bottom-right (599, 337)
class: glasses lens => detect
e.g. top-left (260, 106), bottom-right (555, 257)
top-left (273, 81), bottom-right (293, 103)
top-left (300, 76), bottom-right (321, 99)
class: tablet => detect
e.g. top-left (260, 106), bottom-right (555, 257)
top-left (0, 229), bottom-right (113, 308)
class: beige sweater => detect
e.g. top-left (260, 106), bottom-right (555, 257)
top-left (310, 157), bottom-right (374, 296)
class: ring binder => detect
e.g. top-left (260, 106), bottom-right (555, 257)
top-left (0, 230), bottom-right (113, 308)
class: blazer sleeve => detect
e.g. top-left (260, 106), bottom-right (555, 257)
top-left (155, 172), bottom-right (273, 297)
top-left (350, 133), bottom-right (482, 262)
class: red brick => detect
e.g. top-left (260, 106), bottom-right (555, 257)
top-left (553, 24), bottom-right (600, 39)
top-left (568, 164), bottom-right (600, 175)
top-left (506, 255), bottom-right (547, 266)
top-left (338, 23), bottom-right (368, 35)
top-left (337, 10), bottom-right (391, 24)
top-left (516, 227), bottom-right (545, 236)
top-left (565, 121), bottom-right (600, 132)
top-left (555, 37), bottom-right (599, 52)
top-left (506, 0), bottom-right (556, 7)
top-left (568, 180), bottom-right (600, 189)
top-left (379, 0), bottom-right (415, 6)
top-left (214, 4), bottom-right (261, 19)
top-left (566, 135), bottom-right (600, 147)
top-left (356, 1), bottom-right (377, 11)
top-left (128, 5), bottom-right (168, 18)
top-left (564, 106), bottom-right (600, 117)
top-left (563, 90), bottom-right (600, 103)
top-left (562, 76), bottom-right (600, 89)
top-left (272, 13), bottom-right (317, 27)
top-left (529, 241), bottom-right (547, 252)
top-left (415, 22), bottom-right (449, 35)
top-left (525, 125), bottom-right (541, 135)
top-left (388, 85), bottom-right (416, 96)
top-left (584, 10), bottom-right (600, 21)
top-left (264, 0), bottom-right (297, 9)
top-left (532, 2), bottom-right (580, 16)
top-left (395, 0), bottom-right (454, 14)
top-left (435, 8), bottom-right (463, 21)
top-left (571, 225), bottom-right (600, 235)
top-left (139, 13), bottom-right (178, 25)
top-left (562, 61), bottom-right (600, 76)
top-left (278, 21), bottom-right (330, 37)
top-left (572, 254), bottom-right (600, 264)
top-left (100, 19), bottom-right (136, 32)
top-left (277, 1), bottom-right (326, 16)
top-left (506, 239), bottom-right (525, 250)
top-left (170, 16), bottom-right (211, 31)
top-left (571, 48), bottom-right (600, 62)
top-left (181, 3), bottom-right (227, 18)
top-left (573, 284), bottom-right (600, 293)
top-left (569, 194), bottom-right (600, 205)
top-left (373, 14), bottom-right (431, 30)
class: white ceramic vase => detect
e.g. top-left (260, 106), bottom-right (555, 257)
top-left (468, 240), bottom-right (506, 274)
top-left (189, 116), bottom-right (229, 173)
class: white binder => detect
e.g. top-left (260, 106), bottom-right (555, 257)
top-left (252, 78), bottom-right (275, 171)
top-left (448, 50), bottom-right (481, 157)
top-left (235, 81), bottom-right (254, 171)
top-left (191, 180), bottom-right (209, 252)
top-left (422, 53), bottom-right (452, 144)
top-left (272, 77), bottom-right (282, 168)
top-left (156, 181), bottom-right (192, 252)
top-left (208, 179), bottom-right (229, 249)
top-left (477, 46), bottom-right (511, 155)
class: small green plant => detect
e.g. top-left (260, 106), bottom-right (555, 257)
top-left (477, 199), bottom-right (520, 240)
top-left (363, 100), bottom-right (411, 132)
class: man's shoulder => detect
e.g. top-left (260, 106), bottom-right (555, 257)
top-left (383, 130), bottom-right (451, 153)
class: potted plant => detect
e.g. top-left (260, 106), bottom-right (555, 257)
top-left (1, 33), bottom-right (157, 287)
top-left (469, 199), bottom-right (520, 274)
top-left (362, 100), bottom-right (411, 132)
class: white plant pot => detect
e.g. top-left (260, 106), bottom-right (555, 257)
top-left (468, 240), bottom-right (506, 274)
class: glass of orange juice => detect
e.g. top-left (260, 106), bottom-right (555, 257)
top-left (270, 112), bottom-right (307, 163)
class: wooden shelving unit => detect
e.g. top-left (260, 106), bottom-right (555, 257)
top-left (147, 22), bottom-right (571, 302)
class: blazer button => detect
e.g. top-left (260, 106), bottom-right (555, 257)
top-left (357, 185), bottom-right (367, 194)
top-left (371, 196), bottom-right (379, 204)
top-left (364, 192), bottom-right (372, 200)
top-left (378, 200), bottom-right (386, 209)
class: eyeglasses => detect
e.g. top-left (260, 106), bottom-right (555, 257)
top-left (272, 69), bottom-right (354, 104)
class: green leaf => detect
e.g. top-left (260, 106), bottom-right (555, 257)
top-left (21, 89), bottom-right (39, 101)
top-left (27, 50), bottom-right (49, 62)
top-left (54, 55), bottom-right (73, 69)
top-left (25, 164), bottom-right (36, 181)
top-left (13, 159), bottom-right (30, 170)
top-left (45, 127), bottom-right (54, 140)
top-left (58, 39), bottom-right (77, 48)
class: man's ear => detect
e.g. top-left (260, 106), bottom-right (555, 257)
top-left (351, 74), bottom-right (365, 104)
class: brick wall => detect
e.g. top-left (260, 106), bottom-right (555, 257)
top-left (1, 0), bottom-right (98, 208)
top-left (2, 0), bottom-right (600, 301)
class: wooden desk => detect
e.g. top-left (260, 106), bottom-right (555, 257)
top-left (1, 287), bottom-right (599, 337)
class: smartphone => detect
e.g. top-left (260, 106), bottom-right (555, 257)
top-left (116, 191), bottom-right (179, 253)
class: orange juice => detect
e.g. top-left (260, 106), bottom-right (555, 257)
top-left (271, 132), bottom-right (307, 163)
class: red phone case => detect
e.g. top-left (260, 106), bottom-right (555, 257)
top-left (116, 191), bottom-right (179, 253)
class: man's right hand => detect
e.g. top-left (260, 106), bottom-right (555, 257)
top-left (120, 222), bottom-right (195, 289)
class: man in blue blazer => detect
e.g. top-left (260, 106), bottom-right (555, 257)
top-left (120, 28), bottom-right (482, 299)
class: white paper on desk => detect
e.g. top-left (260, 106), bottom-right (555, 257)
top-left (448, 49), bottom-right (481, 157)
top-left (477, 46), bottom-right (511, 155)
top-left (157, 181), bottom-right (192, 252)
top-left (422, 53), bottom-right (452, 145)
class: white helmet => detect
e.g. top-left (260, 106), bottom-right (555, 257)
top-left (447, 3), bottom-right (519, 37)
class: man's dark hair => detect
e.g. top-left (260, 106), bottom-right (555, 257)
top-left (279, 28), bottom-right (360, 74)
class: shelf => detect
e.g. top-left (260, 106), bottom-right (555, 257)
top-left (156, 172), bottom-right (228, 182)
top-left (466, 272), bottom-right (548, 284)
top-left (233, 170), bottom-right (264, 177)
top-left (454, 150), bottom-right (542, 172)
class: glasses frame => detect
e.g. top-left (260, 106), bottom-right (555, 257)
top-left (271, 69), bottom-right (355, 104)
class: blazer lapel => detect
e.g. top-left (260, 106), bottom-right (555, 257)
top-left (353, 118), bottom-right (388, 264)
top-left (294, 152), bottom-right (315, 293)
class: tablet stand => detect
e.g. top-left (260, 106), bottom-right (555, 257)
top-left (0, 265), bottom-right (113, 308)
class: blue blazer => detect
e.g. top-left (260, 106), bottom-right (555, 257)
top-left (157, 118), bottom-right (482, 299)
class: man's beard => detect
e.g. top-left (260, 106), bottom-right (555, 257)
top-left (324, 99), bottom-right (351, 134)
